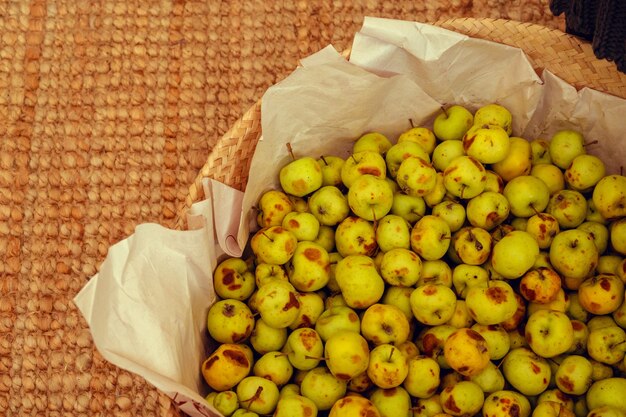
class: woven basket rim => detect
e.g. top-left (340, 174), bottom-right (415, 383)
top-left (175, 16), bottom-right (626, 229)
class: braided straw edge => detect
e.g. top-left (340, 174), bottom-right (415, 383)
top-left (175, 17), bottom-right (626, 229)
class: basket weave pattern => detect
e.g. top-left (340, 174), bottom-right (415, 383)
top-left (3, 1), bottom-right (619, 416)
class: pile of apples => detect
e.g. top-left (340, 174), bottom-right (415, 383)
top-left (200, 103), bottom-right (626, 417)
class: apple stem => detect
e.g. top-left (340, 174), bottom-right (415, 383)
top-left (530, 203), bottom-right (540, 216)
top-left (388, 347), bottom-right (395, 361)
top-left (262, 231), bottom-right (274, 242)
top-left (320, 155), bottom-right (328, 165)
top-left (286, 143), bottom-right (296, 160)
top-left (305, 355), bottom-right (328, 361)
top-left (440, 106), bottom-right (448, 118)
top-left (583, 140), bottom-right (599, 147)
top-left (241, 386), bottom-right (264, 409)
top-left (409, 118), bottom-right (415, 128)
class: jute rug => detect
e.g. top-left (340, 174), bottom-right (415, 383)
top-left (0, 1), bottom-right (563, 416)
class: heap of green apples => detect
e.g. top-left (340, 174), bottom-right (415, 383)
top-left (201, 103), bottom-right (626, 417)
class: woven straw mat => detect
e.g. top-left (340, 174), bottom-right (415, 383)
top-left (0, 2), bottom-right (567, 417)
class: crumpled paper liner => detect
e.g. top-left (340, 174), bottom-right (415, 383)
top-left (74, 17), bottom-right (625, 417)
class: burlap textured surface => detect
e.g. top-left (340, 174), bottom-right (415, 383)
top-left (0, 2), bottom-right (563, 417)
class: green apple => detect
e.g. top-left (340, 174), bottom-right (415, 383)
top-left (255, 279), bottom-right (301, 329)
top-left (432, 139), bottom-right (466, 171)
top-left (453, 226), bottom-right (492, 265)
top-left (353, 132), bottom-right (393, 154)
top-left (525, 309), bottom-right (575, 358)
top-left (550, 229), bottom-right (599, 280)
top-left (249, 318), bottom-right (287, 356)
top-left (417, 324), bottom-right (456, 369)
top-left (376, 215), bottom-right (411, 252)
top-left (361, 303), bottom-right (411, 346)
top-left (443, 155), bottom-right (487, 199)
top-left (315, 305), bottom-right (360, 341)
top-left (466, 191), bottom-right (510, 231)
top-left (440, 380), bottom-right (485, 416)
top-left (585, 405), bottom-right (626, 417)
top-left (300, 366), bottom-right (347, 411)
top-left (586, 378), bottom-right (626, 412)
top-left (491, 230), bottom-right (540, 279)
top-left (565, 154), bottom-right (606, 192)
top-left (253, 351), bottom-right (294, 386)
top-left (413, 395), bottom-right (445, 417)
top-left (443, 327), bottom-right (491, 377)
top-left (207, 299), bottom-right (255, 344)
top-left (236, 376), bottom-right (280, 415)
top-left (531, 138), bottom-right (552, 165)
top-left (418, 259), bottom-right (453, 287)
top-left (465, 280), bottom-right (518, 325)
top-left (402, 355), bottom-right (440, 398)
top-left (390, 192), bottom-right (426, 224)
top-left (367, 343), bottom-right (409, 389)
top-left (213, 257), bottom-right (256, 301)
top-left (483, 390), bottom-right (532, 417)
top-left (587, 198), bottom-right (609, 224)
top-left (503, 175), bottom-right (551, 218)
top-left (471, 323), bottom-right (511, 360)
top-left (289, 291), bottom-right (325, 330)
top-left (251, 226), bottom-right (298, 265)
top-left (255, 263), bottom-right (288, 287)
top-left (341, 150), bottom-right (387, 188)
top-left (213, 390), bottom-right (239, 416)
top-left (463, 124), bottom-right (511, 164)
top-left (474, 103), bottom-right (513, 134)
top-left (396, 156), bottom-right (438, 197)
top-left (313, 225), bottom-right (335, 252)
top-left (380, 248), bottom-right (422, 287)
top-left (257, 189), bottom-right (294, 227)
top-left (317, 155), bottom-right (345, 186)
top-left (334, 255), bottom-right (385, 309)
top-left (324, 330), bottom-right (370, 381)
top-left (597, 255), bottom-right (624, 275)
top-left (567, 319), bottom-right (590, 354)
top-left (381, 286), bottom-right (414, 322)
top-left (586, 325), bottom-right (626, 365)
top-left (280, 156), bottom-right (323, 197)
top-left (328, 395), bottom-right (381, 417)
top-left (446, 299), bottom-right (474, 328)
top-left (519, 266), bottom-right (562, 304)
top-left (202, 343), bottom-right (253, 392)
top-left (424, 172), bottom-right (449, 208)
top-left (492, 137), bottom-right (532, 182)
top-left (385, 141), bottom-right (430, 178)
top-left (484, 169), bottom-right (505, 193)
top-left (398, 125), bottom-right (437, 154)
top-left (433, 104), bottom-right (474, 141)
top-left (335, 216), bottom-right (377, 257)
top-left (611, 219), bottom-right (626, 255)
top-left (274, 395), bottom-right (318, 417)
top-left (410, 215), bottom-right (451, 261)
top-left (286, 241), bottom-right (330, 292)
top-left (578, 273), bottom-right (624, 315)
top-left (526, 213), bottom-right (560, 249)
top-left (592, 175), bottom-right (626, 220)
top-left (532, 401), bottom-right (576, 417)
top-left (549, 129), bottom-right (586, 170)
top-left (555, 354), bottom-right (593, 395)
top-left (502, 347), bottom-right (552, 396)
top-left (547, 189), bottom-right (588, 229)
top-left (369, 386), bottom-right (412, 417)
top-left (282, 211), bottom-right (320, 241)
top-left (410, 284), bottom-right (457, 326)
top-left (531, 163), bottom-right (565, 195)
top-left (452, 263), bottom-right (489, 298)
top-left (469, 361), bottom-right (506, 394)
top-left (348, 174), bottom-right (394, 221)
top-left (432, 200), bottom-right (466, 232)
top-left (308, 185), bottom-right (350, 226)
top-left (283, 328), bottom-right (324, 371)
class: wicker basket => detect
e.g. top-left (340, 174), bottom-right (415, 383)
top-left (175, 17), bottom-right (626, 230)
